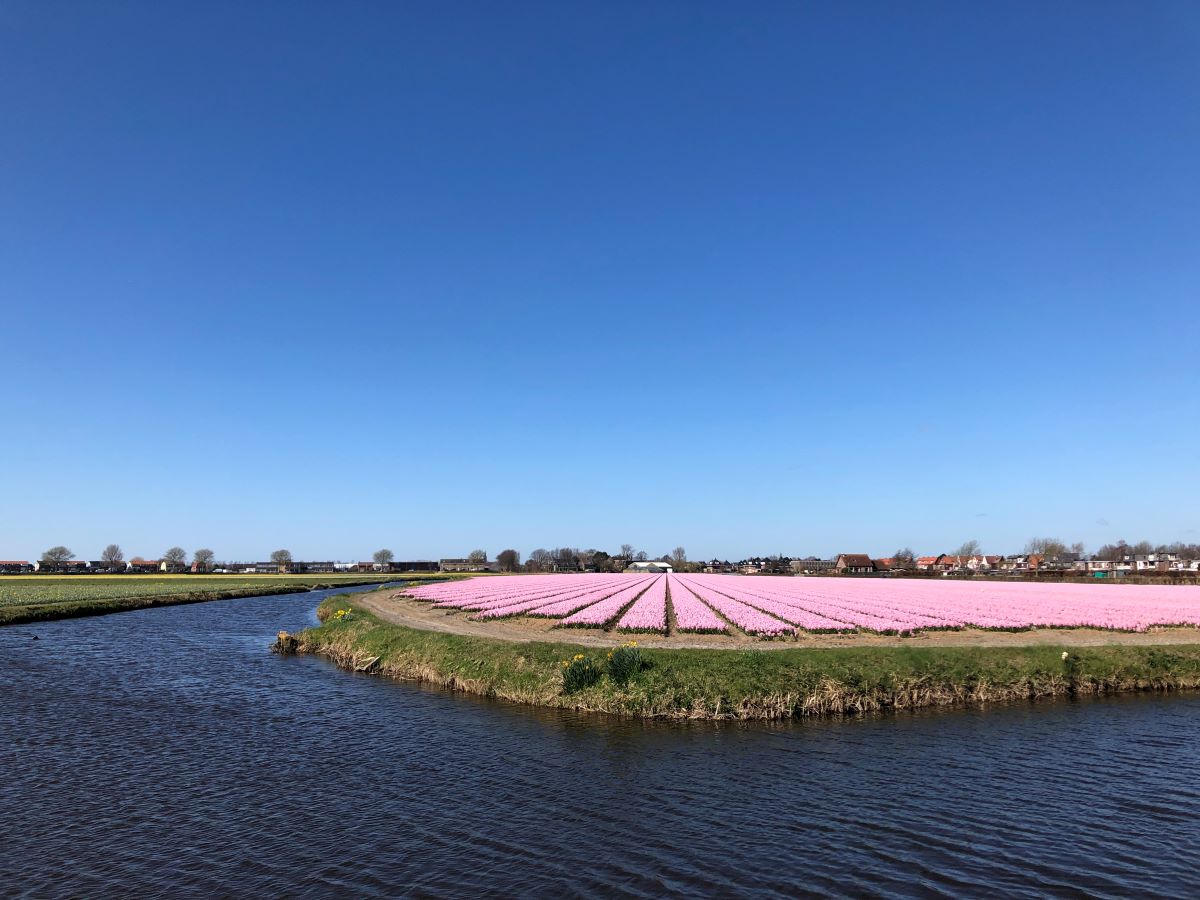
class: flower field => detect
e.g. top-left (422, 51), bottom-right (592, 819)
top-left (404, 573), bottom-right (1200, 637)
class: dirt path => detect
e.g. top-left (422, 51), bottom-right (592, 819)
top-left (352, 588), bottom-right (1200, 650)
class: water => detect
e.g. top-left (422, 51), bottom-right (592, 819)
top-left (2, 588), bottom-right (1199, 898)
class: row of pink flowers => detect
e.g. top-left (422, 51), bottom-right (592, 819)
top-left (614, 576), bottom-right (669, 632)
top-left (560, 578), bottom-right (663, 628)
top-left (664, 578), bottom-right (728, 633)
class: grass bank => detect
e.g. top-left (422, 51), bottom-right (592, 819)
top-left (0, 577), bottom-right (400, 627)
top-left (285, 596), bottom-right (1200, 720)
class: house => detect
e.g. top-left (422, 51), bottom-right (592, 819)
top-left (126, 559), bottom-right (161, 574)
top-left (625, 560), bottom-right (673, 574)
top-left (392, 561), bottom-right (439, 573)
top-left (834, 554), bottom-right (875, 574)
top-left (965, 555), bottom-right (1002, 571)
top-left (1128, 553), bottom-right (1179, 572)
top-left (0, 560), bottom-right (33, 574)
top-left (89, 560), bottom-right (124, 574)
top-left (790, 557), bottom-right (835, 574)
top-left (703, 560), bottom-right (737, 574)
top-left (439, 558), bottom-right (497, 573)
top-left (35, 559), bottom-right (89, 573)
top-left (916, 556), bottom-right (941, 571)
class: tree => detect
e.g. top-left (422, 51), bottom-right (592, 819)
top-left (670, 546), bottom-right (687, 567)
top-left (193, 548), bottom-right (215, 572)
top-left (163, 547), bottom-right (187, 567)
top-left (100, 544), bottom-right (124, 567)
top-left (893, 548), bottom-right (915, 569)
top-left (619, 543), bottom-right (634, 560)
top-left (528, 548), bottom-right (552, 572)
top-left (467, 549), bottom-right (488, 564)
top-left (634, 550), bottom-right (648, 562)
top-left (954, 540), bottom-right (981, 558)
top-left (270, 549), bottom-right (293, 572)
top-left (40, 546), bottom-right (73, 566)
top-left (497, 549), bottom-right (521, 572)
top-left (373, 548), bottom-right (395, 566)
top-left (1130, 540), bottom-right (1154, 556)
top-left (1025, 537), bottom-right (1068, 558)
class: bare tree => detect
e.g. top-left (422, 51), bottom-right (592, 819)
top-left (893, 548), bottom-right (915, 570)
top-left (634, 550), bottom-right (648, 562)
top-left (193, 548), bottom-right (215, 572)
top-left (373, 548), bottom-right (395, 566)
top-left (497, 549), bottom-right (521, 572)
top-left (670, 546), bottom-right (687, 567)
top-left (40, 546), bottom-right (73, 568)
top-left (1025, 537), bottom-right (1067, 558)
top-left (528, 548), bottom-right (551, 572)
top-left (619, 543), bottom-right (634, 560)
top-left (100, 544), bottom-right (125, 568)
top-left (954, 540), bottom-right (981, 558)
top-left (467, 549), bottom-right (488, 564)
top-left (270, 549), bottom-right (293, 572)
top-left (163, 547), bottom-right (187, 568)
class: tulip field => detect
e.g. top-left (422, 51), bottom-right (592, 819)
top-left (404, 573), bottom-right (1200, 637)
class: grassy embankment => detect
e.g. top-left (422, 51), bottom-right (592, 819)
top-left (287, 594), bottom-right (1200, 720)
top-left (0, 574), bottom-right (450, 626)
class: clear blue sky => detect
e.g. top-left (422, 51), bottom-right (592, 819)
top-left (2, 2), bottom-right (1198, 563)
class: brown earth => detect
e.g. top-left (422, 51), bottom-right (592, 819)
top-left (353, 587), bottom-right (1200, 650)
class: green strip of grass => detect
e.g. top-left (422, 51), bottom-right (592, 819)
top-left (290, 596), bottom-right (1200, 719)
top-left (0, 580), bottom-right (395, 626)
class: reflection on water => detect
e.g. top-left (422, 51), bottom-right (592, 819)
top-left (2, 587), bottom-right (1199, 898)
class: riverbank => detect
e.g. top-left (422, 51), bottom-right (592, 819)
top-left (0, 578), bottom-right (398, 627)
top-left (286, 595), bottom-right (1200, 720)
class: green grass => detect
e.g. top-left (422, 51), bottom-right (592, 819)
top-left (0, 575), bottom-right (405, 607)
top-left (0, 574), bottom-right (428, 626)
top-left (290, 595), bottom-right (1200, 720)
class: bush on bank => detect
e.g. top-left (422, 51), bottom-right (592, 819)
top-left (294, 596), bottom-right (1200, 720)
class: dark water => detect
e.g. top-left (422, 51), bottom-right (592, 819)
top-left (2, 589), bottom-right (1199, 898)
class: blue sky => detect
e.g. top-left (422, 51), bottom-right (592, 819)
top-left (2, 2), bottom-right (1198, 562)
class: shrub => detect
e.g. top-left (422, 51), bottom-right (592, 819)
top-left (561, 654), bottom-right (603, 693)
top-left (607, 642), bottom-right (642, 686)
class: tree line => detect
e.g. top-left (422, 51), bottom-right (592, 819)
top-left (466, 545), bottom-right (694, 573)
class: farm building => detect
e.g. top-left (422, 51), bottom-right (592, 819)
top-left (834, 554), bottom-right (875, 574)
top-left (624, 561), bottom-right (674, 574)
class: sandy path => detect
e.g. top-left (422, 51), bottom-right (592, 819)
top-left (351, 588), bottom-right (1200, 650)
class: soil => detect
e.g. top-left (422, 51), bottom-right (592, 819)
top-left (353, 588), bottom-right (1200, 651)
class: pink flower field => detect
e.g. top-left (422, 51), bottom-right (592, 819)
top-left (402, 573), bottom-right (1200, 637)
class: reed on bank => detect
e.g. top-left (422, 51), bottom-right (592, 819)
top-left (288, 595), bottom-right (1200, 720)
